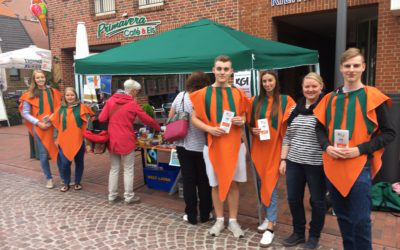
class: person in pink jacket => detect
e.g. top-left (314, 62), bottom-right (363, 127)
top-left (99, 79), bottom-right (160, 204)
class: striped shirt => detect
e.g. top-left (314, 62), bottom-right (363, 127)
top-left (171, 91), bottom-right (206, 152)
top-left (282, 106), bottom-right (323, 166)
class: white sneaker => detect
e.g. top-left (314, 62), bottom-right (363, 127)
top-left (257, 219), bottom-right (269, 232)
top-left (209, 220), bottom-right (225, 236)
top-left (125, 196), bottom-right (141, 204)
top-left (260, 230), bottom-right (275, 247)
top-left (227, 221), bottom-right (244, 238)
top-left (46, 179), bottom-right (54, 189)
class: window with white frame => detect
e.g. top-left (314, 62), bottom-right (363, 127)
top-left (138, 0), bottom-right (164, 9)
top-left (94, 0), bottom-right (115, 16)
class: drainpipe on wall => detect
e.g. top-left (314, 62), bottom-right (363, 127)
top-left (334, 0), bottom-right (347, 89)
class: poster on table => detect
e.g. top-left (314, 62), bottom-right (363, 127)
top-left (169, 149), bottom-right (180, 167)
top-left (86, 75), bottom-right (101, 89)
top-left (146, 148), bottom-right (158, 167)
top-left (233, 71), bottom-right (251, 98)
top-left (83, 75), bottom-right (98, 103)
top-left (100, 75), bottom-right (112, 95)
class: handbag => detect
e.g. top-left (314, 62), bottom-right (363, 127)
top-left (164, 92), bottom-right (190, 142)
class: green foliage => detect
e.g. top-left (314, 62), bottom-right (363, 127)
top-left (3, 98), bottom-right (22, 126)
top-left (44, 71), bottom-right (59, 90)
top-left (142, 103), bottom-right (154, 118)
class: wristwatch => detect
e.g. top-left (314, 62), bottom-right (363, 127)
top-left (280, 158), bottom-right (287, 162)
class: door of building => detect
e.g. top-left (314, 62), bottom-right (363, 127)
top-left (357, 19), bottom-right (377, 86)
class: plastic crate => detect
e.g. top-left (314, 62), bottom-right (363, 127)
top-left (143, 163), bottom-right (180, 192)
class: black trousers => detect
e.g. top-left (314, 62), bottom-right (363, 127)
top-left (176, 146), bottom-right (212, 223)
top-left (286, 160), bottom-right (326, 238)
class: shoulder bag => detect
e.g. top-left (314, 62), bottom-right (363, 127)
top-left (164, 92), bottom-right (189, 142)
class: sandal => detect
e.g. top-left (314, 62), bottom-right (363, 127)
top-left (60, 184), bottom-right (70, 192)
top-left (74, 184), bottom-right (82, 190)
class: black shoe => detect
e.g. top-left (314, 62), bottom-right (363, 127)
top-left (187, 214), bottom-right (197, 225)
top-left (282, 233), bottom-right (305, 247)
top-left (304, 237), bottom-right (319, 249)
top-left (200, 211), bottom-right (213, 223)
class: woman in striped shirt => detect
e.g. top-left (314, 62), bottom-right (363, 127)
top-left (169, 72), bottom-right (212, 225)
top-left (279, 72), bottom-right (326, 249)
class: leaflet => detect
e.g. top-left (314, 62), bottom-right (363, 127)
top-left (220, 110), bottom-right (234, 133)
top-left (334, 129), bottom-right (349, 148)
top-left (257, 118), bottom-right (270, 140)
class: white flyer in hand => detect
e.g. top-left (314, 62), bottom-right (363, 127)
top-left (258, 118), bottom-right (270, 140)
top-left (220, 110), bottom-right (234, 133)
top-left (334, 129), bottom-right (349, 148)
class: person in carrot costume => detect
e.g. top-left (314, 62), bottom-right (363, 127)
top-left (314, 48), bottom-right (396, 250)
top-left (19, 70), bottom-right (62, 189)
top-left (50, 87), bottom-right (94, 192)
top-left (191, 55), bottom-right (248, 238)
top-left (247, 70), bottom-right (295, 247)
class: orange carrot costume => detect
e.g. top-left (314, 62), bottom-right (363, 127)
top-left (313, 86), bottom-right (391, 197)
top-left (19, 88), bottom-right (62, 161)
top-left (247, 95), bottom-right (295, 206)
top-left (190, 86), bottom-right (247, 201)
top-left (50, 103), bottom-right (94, 161)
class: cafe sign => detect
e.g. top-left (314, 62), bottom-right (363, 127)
top-left (97, 16), bottom-right (161, 38)
top-left (271, 0), bottom-right (308, 7)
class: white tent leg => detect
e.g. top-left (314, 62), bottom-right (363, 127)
top-left (314, 63), bottom-right (321, 74)
top-left (244, 126), bottom-right (263, 225)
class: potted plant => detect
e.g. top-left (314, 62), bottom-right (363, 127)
top-left (142, 104), bottom-right (155, 118)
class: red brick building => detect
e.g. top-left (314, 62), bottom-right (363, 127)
top-left (47, 0), bottom-right (400, 95)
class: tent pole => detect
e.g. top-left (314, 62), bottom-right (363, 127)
top-left (314, 63), bottom-right (321, 74)
top-left (248, 66), bottom-right (262, 226)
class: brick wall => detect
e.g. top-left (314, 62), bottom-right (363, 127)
top-left (47, 0), bottom-right (240, 91)
top-left (4, 69), bottom-right (31, 93)
top-left (48, 0), bottom-right (400, 94)
top-left (239, 0), bottom-right (400, 94)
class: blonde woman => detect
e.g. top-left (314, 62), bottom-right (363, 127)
top-left (50, 87), bottom-right (94, 192)
top-left (280, 72), bottom-right (326, 249)
top-left (19, 70), bottom-right (62, 188)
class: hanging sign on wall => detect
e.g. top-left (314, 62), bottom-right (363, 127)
top-left (97, 16), bottom-right (161, 38)
top-left (271, 0), bottom-right (308, 7)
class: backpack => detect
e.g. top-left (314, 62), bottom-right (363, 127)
top-left (371, 182), bottom-right (400, 215)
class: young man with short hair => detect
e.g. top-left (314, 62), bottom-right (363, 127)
top-left (190, 55), bottom-right (248, 238)
top-left (314, 48), bottom-right (396, 250)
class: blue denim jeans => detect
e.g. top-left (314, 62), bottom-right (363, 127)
top-left (256, 173), bottom-right (278, 223)
top-left (57, 143), bottom-right (85, 185)
top-left (327, 164), bottom-right (372, 250)
top-left (33, 130), bottom-right (52, 180)
top-left (286, 160), bottom-right (326, 238)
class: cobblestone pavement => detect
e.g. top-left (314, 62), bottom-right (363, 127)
top-left (0, 172), bottom-right (335, 250)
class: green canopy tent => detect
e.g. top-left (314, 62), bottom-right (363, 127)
top-left (75, 19), bottom-right (320, 224)
top-left (75, 18), bottom-right (318, 74)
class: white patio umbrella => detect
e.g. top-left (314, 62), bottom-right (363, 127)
top-left (74, 21), bottom-right (92, 101)
top-left (0, 45), bottom-right (51, 70)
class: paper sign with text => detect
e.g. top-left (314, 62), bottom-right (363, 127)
top-left (233, 71), bottom-right (251, 98)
